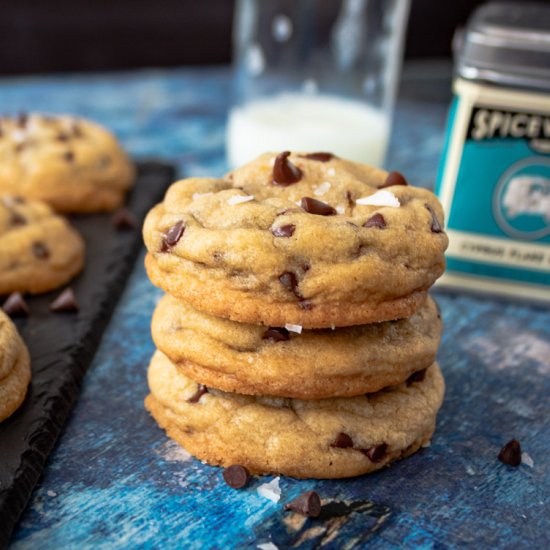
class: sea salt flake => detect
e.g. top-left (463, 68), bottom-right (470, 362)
top-left (522, 452), bottom-right (534, 468)
top-left (335, 205), bottom-right (345, 214)
top-left (285, 323), bottom-right (302, 334)
top-left (46, 490), bottom-right (57, 497)
top-left (313, 181), bottom-right (331, 196)
top-left (327, 168), bottom-right (336, 176)
top-left (257, 477), bottom-right (281, 502)
top-left (356, 190), bottom-right (400, 208)
top-left (228, 195), bottom-right (254, 205)
top-left (466, 465), bottom-right (475, 475)
top-left (11, 129), bottom-right (26, 143)
top-left (257, 544), bottom-right (279, 550)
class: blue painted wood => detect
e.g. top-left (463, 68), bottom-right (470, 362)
top-left (2, 65), bottom-right (549, 549)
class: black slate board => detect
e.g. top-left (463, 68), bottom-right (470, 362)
top-left (0, 161), bottom-right (175, 547)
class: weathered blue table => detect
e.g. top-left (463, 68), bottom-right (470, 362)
top-left (4, 64), bottom-right (549, 549)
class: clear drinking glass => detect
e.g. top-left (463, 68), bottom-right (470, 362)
top-left (227, 0), bottom-right (410, 168)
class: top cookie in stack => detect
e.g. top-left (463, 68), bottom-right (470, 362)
top-left (143, 151), bottom-right (448, 328)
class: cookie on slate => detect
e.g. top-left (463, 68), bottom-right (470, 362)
top-left (0, 113), bottom-right (135, 213)
top-left (0, 195), bottom-right (85, 294)
top-left (0, 310), bottom-right (31, 422)
top-left (152, 293), bottom-right (442, 399)
top-left (145, 351), bottom-right (445, 479)
top-left (143, 152), bottom-right (448, 328)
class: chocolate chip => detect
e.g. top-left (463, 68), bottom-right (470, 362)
top-left (271, 224), bottom-right (295, 238)
top-left (331, 433), bottom-right (354, 448)
top-left (56, 132), bottom-right (70, 142)
top-left (279, 271), bottom-right (302, 299)
top-left (112, 208), bottom-right (137, 230)
top-left (298, 300), bottom-right (313, 310)
top-left (380, 171), bottom-right (408, 188)
top-left (49, 287), bottom-right (79, 313)
top-left (10, 212), bottom-right (27, 227)
top-left (345, 190), bottom-right (355, 208)
top-left (16, 113), bottom-right (28, 128)
top-left (223, 464), bottom-right (250, 489)
top-left (301, 152), bottom-right (334, 162)
top-left (2, 292), bottom-right (29, 317)
top-left (272, 151), bottom-right (303, 186)
top-left (361, 443), bottom-right (388, 462)
top-left (284, 491), bottom-right (322, 518)
top-left (64, 151), bottom-right (74, 163)
top-left (498, 439), bottom-right (522, 467)
top-left (71, 122), bottom-right (83, 138)
top-left (425, 204), bottom-right (442, 233)
top-left (262, 327), bottom-right (290, 342)
top-left (32, 242), bottom-right (50, 260)
top-left (407, 368), bottom-right (427, 386)
top-left (161, 221), bottom-right (185, 251)
top-left (300, 197), bottom-right (336, 216)
top-left (187, 384), bottom-right (208, 403)
top-left (363, 213), bottom-right (386, 229)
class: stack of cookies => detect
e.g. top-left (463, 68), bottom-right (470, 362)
top-left (0, 112), bottom-right (135, 422)
top-left (143, 152), bottom-right (448, 479)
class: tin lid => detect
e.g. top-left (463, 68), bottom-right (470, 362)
top-left (456, 2), bottom-right (550, 90)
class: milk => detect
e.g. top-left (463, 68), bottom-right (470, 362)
top-left (227, 93), bottom-right (390, 168)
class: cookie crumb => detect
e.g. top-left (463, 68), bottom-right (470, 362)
top-left (257, 477), bottom-right (281, 502)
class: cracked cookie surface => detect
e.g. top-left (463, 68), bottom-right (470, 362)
top-left (152, 294), bottom-right (442, 399)
top-left (145, 351), bottom-right (444, 478)
top-left (0, 310), bottom-right (31, 422)
top-left (0, 195), bottom-right (85, 294)
top-left (0, 113), bottom-right (135, 212)
top-left (143, 152), bottom-right (448, 327)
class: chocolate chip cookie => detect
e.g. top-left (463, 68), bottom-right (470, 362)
top-left (145, 351), bottom-right (444, 478)
top-left (0, 195), bottom-right (85, 294)
top-left (152, 294), bottom-right (442, 399)
top-left (0, 113), bottom-right (135, 212)
top-left (143, 152), bottom-right (448, 327)
top-left (0, 309), bottom-right (31, 422)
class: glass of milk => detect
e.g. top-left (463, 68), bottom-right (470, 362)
top-left (227, 0), bottom-right (410, 168)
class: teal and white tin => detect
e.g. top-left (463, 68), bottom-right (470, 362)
top-left (436, 2), bottom-right (550, 302)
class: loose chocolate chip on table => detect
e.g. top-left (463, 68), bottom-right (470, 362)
top-left (406, 368), bottom-right (427, 386)
top-left (64, 151), bottom-right (75, 163)
top-left (271, 224), bottom-right (295, 238)
top-left (279, 271), bottom-right (302, 299)
top-left (300, 197), bottom-right (337, 216)
top-left (2, 292), bottom-right (29, 317)
top-left (284, 491), bottom-right (322, 518)
top-left (363, 213), bottom-right (386, 229)
top-left (272, 151), bottom-right (303, 186)
top-left (17, 113), bottom-right (28, 128)
top-left (161, 221), bottom-right (186, 251)
top-left (425, 204), bottom-right (442, 233)
top-left (361, 443), bottom-right (388, 462)
top-left (262, 327), bottom-right (290, 342)
top-left (301, 152), bottom-right (334, 162)
top-left (498, 439), bottom-right (522, 467)
top-left (223, 464), bottom-right (251, 489)
top-left (50, 288), bottom-right (79, 313)
top-left (380, 171), bottom-right (408, 188)
top-left (187, 384), bottom-right (208, 403)
top-left (32, 242), bottom-right (50, 260)
top-left (112, 208), bottom-right (137, 230)
top-left (331, 433), bottom-right (354, 449)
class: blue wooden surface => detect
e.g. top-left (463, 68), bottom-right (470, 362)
top-left (3, 65), bottom-right (549, 549)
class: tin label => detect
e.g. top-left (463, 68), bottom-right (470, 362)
top-left (438, 100), bottom-right (550, 288)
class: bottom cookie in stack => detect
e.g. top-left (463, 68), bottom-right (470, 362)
top-left (0, 310), bottom-right (31, 422)
top-left (145, 351), bottom-right (444, 479)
